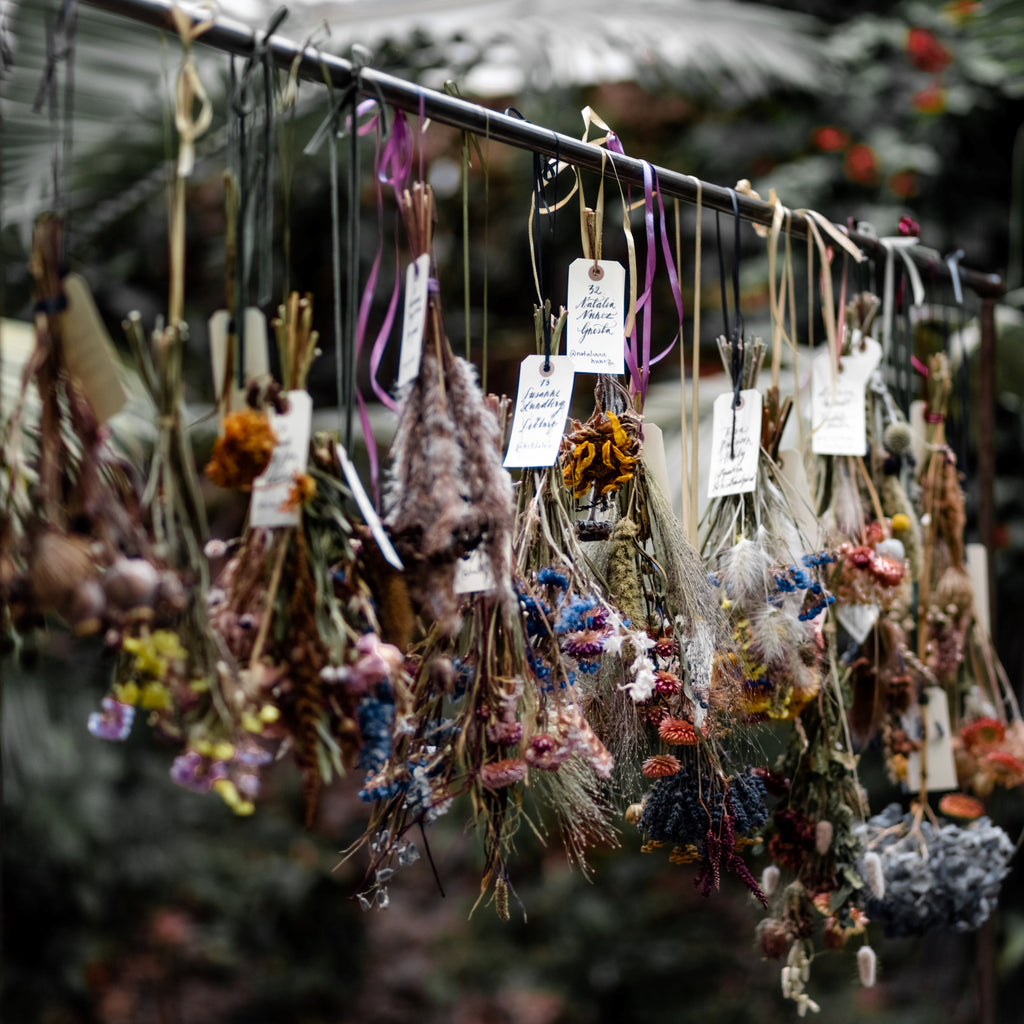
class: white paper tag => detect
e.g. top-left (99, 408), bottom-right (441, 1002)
top-left (250, 390), bottom-right (313, 528)
top-left (904, 686), bottom-right (959, 793)
top-left (397, 254), bottom-right (431, 389)
top-left (454, 547), bottom-right (495, 594)
top-left (336, 444), bottom-right (404, 571)
top-left (566, 258), bottom-right (625, 373)
top-left (60, 273), bottom-right (127, 423)
top-left (811, 335), bottom-right (882, 455)
top-left (209, 308), bottom-right (270, 413)
top-left (641, 422), bottom-right (672, 502)
top-left (965, 543), bottom-right (991, 636)
top-left (708, 388), bottom-right (762, 498)
top-left (503, 354), bottom-right (575, 468)
top-left (836, 603), bottom-right (879, 645)
top-left (777, 449), bottom-right (824, 553)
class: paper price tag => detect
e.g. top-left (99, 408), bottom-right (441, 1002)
top-left (60, 273), bottom-right (127, 423)
top-left (336, 444), bottom-right (404, 571)
top-left (397, 254), bottom-right (431, 389)
top-left (640, 422), bottom-right (672, 502)
top-left (503, 354), bottom-right (575, 468)
top-left (454, 547), bottom-right (495, 594)
top-left (708, 389), bottom-right (762, 498)
top-left (209, 308), bottom-right (270, 414)
top-left (250, 390), bottom-right (313, 528)
top-left (566, 258), bottom-right (625, 373)
top-left (904, 686), bottom-right (959, 793)
top-left (811, 334), bottom-right (881, 455)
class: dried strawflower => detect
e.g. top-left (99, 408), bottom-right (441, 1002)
top-left (961, 717), bottom-right (1006, 752)
top-left (642, 754), bottom-right (682, 778)
top-left (658, 717), bottom-right (699, 746)
top-left (938, 792), bottom-right (985, 821)
top-left (480, 758), bottom-right (528, 789)
top-left (205, 409), bottom-right (277, 490)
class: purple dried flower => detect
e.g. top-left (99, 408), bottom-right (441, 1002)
top-left (87, 698), bottom-right (135, 741)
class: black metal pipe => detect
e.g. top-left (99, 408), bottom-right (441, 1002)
top-left (84, 0), bottom-right (1005, 299)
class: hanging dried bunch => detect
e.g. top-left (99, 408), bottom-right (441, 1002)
top-left (384, 183), bottom-right (515, 636)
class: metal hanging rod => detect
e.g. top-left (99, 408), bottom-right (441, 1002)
top-left (85, 0), bottom-right (1004, 299)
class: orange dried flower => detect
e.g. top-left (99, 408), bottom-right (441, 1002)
top-left (658, 717), bottom-right (699, 746)
top-left (562, 410), bottom-right (641, 499)
top-left (961, 717), bottom-right (1006, 753)
top-left (938, 792), bottom-right (985, 820)
top-left (984, 751), bottom-right (1024, 785)
top-left (205, 410), bottom-right (277, 490)
top-left (642, 754), bottom-right (682, 778)
top-left (280, 471), bottom-right (317, 513)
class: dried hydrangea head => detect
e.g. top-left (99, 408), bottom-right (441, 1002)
top-left (205, 409), bottom-right (277, 490)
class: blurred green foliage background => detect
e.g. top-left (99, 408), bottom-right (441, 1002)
top-left (4, 1), bottom-right (1024, 1021)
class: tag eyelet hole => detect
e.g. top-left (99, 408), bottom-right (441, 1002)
top-left (588, 264), bottom-right (604, 281)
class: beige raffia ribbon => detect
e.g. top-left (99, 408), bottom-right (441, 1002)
top-left (170, 4), bottom-right (215, 178)
top-left (167, 3), bottom-right (214, 325)
top-left (878, 234), bottom-right (926, 357)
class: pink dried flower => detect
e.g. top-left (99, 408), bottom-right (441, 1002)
top-left (480, 758), bottom-right (527, 789)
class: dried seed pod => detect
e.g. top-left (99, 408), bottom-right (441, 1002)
top-left (30, 530), bottom-right (97, 614)
top-left (103, 557), bottom-right (161, 612)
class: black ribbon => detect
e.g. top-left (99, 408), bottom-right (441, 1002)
top-left (228, 6), bottom-right (288, 388)
top-left (716, 190), bottom-right (744, 458)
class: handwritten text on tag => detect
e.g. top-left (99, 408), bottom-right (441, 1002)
top-left (566, 258), bottom-right (625, 373)
top-left (708, 389), bottom-right (762, 498)
top-left (503, 355), bottom-right (575, 468)
top-left (454, 547), bottom-right (495, 595)
top-left (905, 686), bottom-right (959, 793)
top-left (811, 334), bottom-right (881, 456)
top-left (397, 254), bottom-right (431, 389)
top-left (250, 390), bottom-right (313, 528)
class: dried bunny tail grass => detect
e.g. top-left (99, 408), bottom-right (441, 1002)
top-left (857, 945), bottom-right (878, 988)
top-left (720, 533), bottom-right (772, 605)
top-left (749, 601), bottom-right (803, 665)
top-left (526, 754), bottom-right (620, 876)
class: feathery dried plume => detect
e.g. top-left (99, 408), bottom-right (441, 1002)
top-left (749, 602), bottom-right (802, 665)
top-left (721, 533), bottom-right (771, 604)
